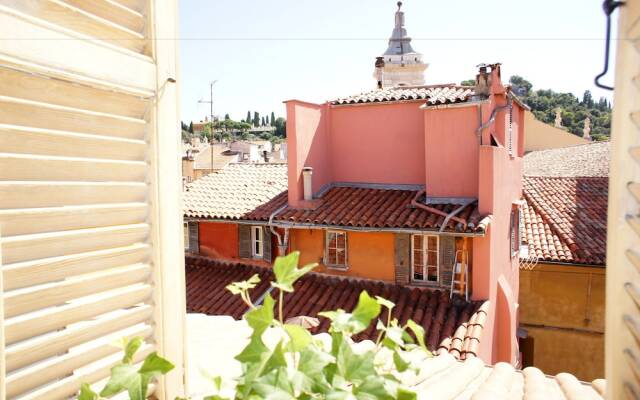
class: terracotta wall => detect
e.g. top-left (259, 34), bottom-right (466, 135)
top-left (288, 228), bottom-right (396, 282)
top-left (523, 111), bottom-right (588, 152)
top-left (519, 263), bottom-right (605, 381)
top-left (198, 221), bottom-right (239, 260)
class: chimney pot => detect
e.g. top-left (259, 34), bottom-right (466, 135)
top-left (302, 167), bottom-right (313, 201)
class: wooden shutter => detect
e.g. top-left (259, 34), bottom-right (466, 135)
top-left (239, 225), bottom-right (252, 259)
top-left (439, 236), bottom-right (455, 287)
top-left (0, 1), bottom-right (185, 399)
top-left (395, 234), bottom-right (410, 285)
top-left (263, 226), bottom-right (273, 263)
top-left (188, 222), bottom-right (200, 254)
top-left (606, 1), bottom-right (640, 398)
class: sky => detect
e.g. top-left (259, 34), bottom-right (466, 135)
top-left (179, 0), bottom-right (617, 123)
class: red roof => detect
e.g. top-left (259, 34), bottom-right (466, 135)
top-left (275, 186), bottom-right (486, 234)
top-left (186, 255), bottom-right (488, 360)
top-left (331, 85), bottom-right (474, 106)
top-left (522, 176), bottom-right (608, 265)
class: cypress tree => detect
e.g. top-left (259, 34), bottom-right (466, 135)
top-left (246, 111), bottom-right (251, 124)
top-left (271, 112), bottom-right (276, 126)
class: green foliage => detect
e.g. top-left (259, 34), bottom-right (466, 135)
top-left (79, 338), bottom-right (174, 400)
top-left (209, 252), bottom-right (431, 399)
top-left (253, 111), bottom-right (260, 127)
top-left (460, 79), bottom-right (475, 86)
top-left (274, 117), bottom-right (286, 138)
top-left (509, 76), bottom-right (612, 139)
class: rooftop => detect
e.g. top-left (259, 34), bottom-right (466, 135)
top-left (187, 314), bottom-right (605, 400)
top-left (523, 141), bottom-right (610, 177)
top-left (183, 163), bottom-right (288, 220)
top-left (185, 256), bottom-right (488, 360)
top-left (276, 185), bottom-right (487, 234)
top-left (331, 84), bottom-right (474, 106)
top-left (522, 176), bottom-right (608, 265)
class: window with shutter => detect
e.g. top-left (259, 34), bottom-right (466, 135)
top-left (411, 234), bottom-right (439, 283)
top-left (263, 227), bottom-right (273, 263)
top-left (188, 222), bottom-right (200, 254)
top-left (0, 1), bottom-right (185, 398)
top-left (325, 230), bottom-right (348, 269)
top-left (394, 234), bottom-right (411, 285)
top-left (251, 225), bottom-right (264, 259)
top-left (238, 224), bottom-right (252, 259)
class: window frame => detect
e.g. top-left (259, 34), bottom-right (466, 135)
top-left (325, 230), bottom-right (348, 269)
top-left (411, 234), bottom-right (439, 283)
top-left (251, 225), bottom-right (264, 259)
top-left (183, 222), bottom-right (189, 250)
top-left (510, 207), bottom-right (520, 258)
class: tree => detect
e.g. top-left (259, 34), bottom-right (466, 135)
top-left (460, 79), bottom-right (475, 86)
top-left (274, 117), bottom-right (286, 137)
top-left (188, 121), bottom-right (194, 133)
top-left (509, 75), bottom-right (532, 96)
top-left (246, 111), bottom-right (251, 124)
top-left (271, 112), bottom-right (276, 126)
top-left (224, 113), bottom-right (230, 120)
top-left (265, 115), bottom-right (269, 126)
top-left (582, 90), bottom-right (594, 107)
top-left (253, 111), bottom-right (260, 127)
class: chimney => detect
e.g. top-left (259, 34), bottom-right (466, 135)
top-left (374, 57), bottom-right (385, 89)
top-left (263, 150), bottom-right (270, 162)
top-left (474, 64), bottom-right (490, 97)
top-left (302, 167), bottom-right (313, 201)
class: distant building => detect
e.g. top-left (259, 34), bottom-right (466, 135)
top-left (373, 1), bottom-right (427, 88)
top-left (523, 110), bottom-right (590, 152)
top-left (182, 143), bottom-right (238, 183)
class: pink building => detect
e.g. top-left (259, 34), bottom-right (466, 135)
top-left (282, 64), bottom-right (527, 364)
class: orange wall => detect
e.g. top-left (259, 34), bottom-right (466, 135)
top-left (288, 228), bottom-right (396, 282)
top-left (199, 222), bottom-right (238, 260)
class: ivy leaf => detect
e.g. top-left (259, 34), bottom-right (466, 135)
top-left (284, 324), bottom-right (312, 352)
top-left (350, 291), bottom-right (381, 334)
top-left (100, 364), bottom-right (141, 399)
top-left (78, 383), bottom-right (98, 400)
top-left (244, 294), bottom-right (274, 335)
top-left (235, 334), bottom-right (269, 364)
top-left (393, 350), bottom-right (410, 373)
top-left (298, 345), bottom-right (334, 378)
top-left (271, 251), bottom-right (317, 292)
top-left (397, 387), bottom-right (418, 400)
top-left (336, 339), bottom-right (375, 383)
top-left (226, 274), bottom-right (260, 295)
top-left (381, 324), bottom-right (404, 350)
top-left (354, 376), bottom-right (394, 400)
top-left (405, 320), bottom-right (428, 351)
top-left (375, 296), bottom-right (395, 311)
top-left (122, 336), bottom-right (144, 364)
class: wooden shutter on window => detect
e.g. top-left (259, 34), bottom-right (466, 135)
top-left (606, 1), bottom-right (640, 398)
top-left (263, 226), bottom-right (273, 263)
top-left (188, 222), bottom-right (200, 254)
top-left (0, 1), bottom-right (185, 399)
top-left (239, 225), bottom-right (252, 259)
top-left (439, 236), bottom-right (455, 287)
top-left (394, 234), bottom-right (410, 285)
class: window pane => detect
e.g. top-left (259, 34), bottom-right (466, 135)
top-left (427, 251), bottom-right (437, 267)
top-left (413, 235), bottom-right (422, 250)
top-left (336, 249), bottom-right (346, 265)
top-left (337, 233), bottom-right (346, 249)
top-left (328, 232), bottom-right (337, 249)
top-left (328, 248), bottom-right (337, 265)
top-left (427, 236), bottom-right (437, 249)
top-left (427, 266), bottom-right (438, 282)
top-left (413, 267), bottom-right (424, 281)
top-left (413, 250), bottom-right (423, 266)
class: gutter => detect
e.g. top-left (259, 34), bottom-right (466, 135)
top-left (268, 221), bottom-right (485, 237)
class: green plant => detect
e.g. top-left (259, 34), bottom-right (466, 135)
top-left (211, 251), bottom-right (431, 399)
top-left (79, 337), bottom-right (174, 400)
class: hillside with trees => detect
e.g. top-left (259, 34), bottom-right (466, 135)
top-left (461, 76), bottom-right (612, 141)
top-left (182, 110), bottom-right (286, 144)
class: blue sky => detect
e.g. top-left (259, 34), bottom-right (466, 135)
top-left (179, 0), bottom-right (617, 123)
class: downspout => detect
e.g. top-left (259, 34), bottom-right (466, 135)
top-left (410, 190), bottom-right (469, 230)
top-left (439, 199), bottom-right (476, 233)
top-left (268, 203), bottom-right (289, 255)
top-left (475, 97), bottom-right (512, 144)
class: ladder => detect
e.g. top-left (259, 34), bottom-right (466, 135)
top-left (450, 249), bottom-right (469, 301)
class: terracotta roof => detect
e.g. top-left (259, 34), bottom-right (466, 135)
top-left (522, 176), bottom-right (608, 265)
top-left (275, 186), bottom-right (486, 234)
top-left (187, 315), bottom-right (605, 400)
top-left (524, 142), bottom-right (610, 177)
top-left (331, 84), bottom-right (474, 105)
top-left (185, 255), bottom-right (488, 360)
top-left (183, 163), bottom-right (288, 220)
top-left (193, 144), bottom-right (239, 170)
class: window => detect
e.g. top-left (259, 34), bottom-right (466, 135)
top-left (412, 235), bottom-right (439, 282)
top-left (184, 222), bottom-right (189, 250)
top-left (251, 226), bottom-right (263, 259)
top-left (325, 230), bottom-right (347, 268)
top-left (510, 207), bottom-right (520, 258)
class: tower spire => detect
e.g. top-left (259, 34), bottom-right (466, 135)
top-left (373, 1), bottom-right (428, 88)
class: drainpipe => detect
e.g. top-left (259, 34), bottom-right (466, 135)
top-left (410, 190), bottom-right (468, 229)
top-left (475, 97), bottom-right (512, 145)
top-left (439, 199), bottom-right (476, 233)
top-left (268, 203), bottom-right (289, 255)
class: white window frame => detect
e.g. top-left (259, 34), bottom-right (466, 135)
top-left (411, 234), bottom-right (439, 283)
top-left (325, 230), bottom-right (348, 269)
top-left (251, 226), bottom-right (264, 259)
top-left (510, 207), bottom-right (520, 258)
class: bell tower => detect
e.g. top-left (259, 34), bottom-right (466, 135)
top-left (373, 1), bottom-right (428, 88)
